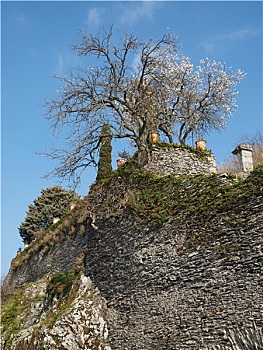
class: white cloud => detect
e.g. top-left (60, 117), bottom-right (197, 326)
top-left (120, 1), bottom-right (160, 25)
top-left (218, 27), bottom-right (261, 41)
top-left (200, 26), bottom-right (261, 53)
top-left (54, 52), bottom-right (83, 76)
top-left (87, 7), bottom-right (103, 26)
top-left (57, 54), bottom-right (64, 75)
top-left (10, 12), bottom-right (30, 28)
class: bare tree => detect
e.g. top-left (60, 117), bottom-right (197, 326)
top-left (43, 26), bottom-right (245, 186)
top-left (217, 155), bottom-right (241, 174)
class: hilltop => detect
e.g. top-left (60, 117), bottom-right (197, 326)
top-left (1, 160), bottom-right (263, 349)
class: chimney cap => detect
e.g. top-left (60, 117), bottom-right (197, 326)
top-left (232, 143), bottom-right (253, 155)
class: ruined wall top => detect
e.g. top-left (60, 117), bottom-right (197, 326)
top-left (144, 145), bottom-right (217, 176)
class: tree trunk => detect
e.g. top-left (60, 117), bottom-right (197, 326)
top-left (134, 119), bottom-right (151, 167)
top-left (137, 144), bottom-right (150, 167)
top-left (137, 127), bottom-right (151, 167)
top-left (159, 125), bottom-right (173, 144)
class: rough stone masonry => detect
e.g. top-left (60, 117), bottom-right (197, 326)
top-left (144, 145), bottom-right (217, 176)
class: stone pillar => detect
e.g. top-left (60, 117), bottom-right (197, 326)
top-left (232, 144), bottom-right (253, 172)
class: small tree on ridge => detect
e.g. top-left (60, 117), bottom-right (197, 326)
top-left (19, 186), bottom-right (80, 244)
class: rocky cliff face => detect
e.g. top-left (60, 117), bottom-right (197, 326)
top-left (2, 163), bottom-right (263, 350)
top-left (1, 273), bottom-right (110, 350)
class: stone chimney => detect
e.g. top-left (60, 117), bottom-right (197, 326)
top-left (232, 144), bottom-right (253, 172)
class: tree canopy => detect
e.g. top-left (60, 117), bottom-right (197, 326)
top-left (43, 26), bottom-right (245, 186)
top-left (19, 186), bottom-right (80, 244)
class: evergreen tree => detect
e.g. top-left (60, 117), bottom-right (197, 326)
top-left (96, 124), bottom-right (112, 182)
top-left (19, 186), bottom-right (80, 244)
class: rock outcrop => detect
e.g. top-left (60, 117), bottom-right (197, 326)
top-left (1, 273), bottom-right (111, 350)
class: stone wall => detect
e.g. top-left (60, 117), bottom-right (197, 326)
top-left (83, 197), bottom-right (263, 349)
top-left (144, 145), bottom-right (216, 176)
top-left (3, 171), bottom-right (263, 349)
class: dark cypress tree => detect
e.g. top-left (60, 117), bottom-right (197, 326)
top-left (19, 186), bottom-right (80, 244)
top-left (96, 124), bottom-right (113, 182)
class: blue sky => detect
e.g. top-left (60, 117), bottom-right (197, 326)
top-left (1, 1), bottom-right (262, 276)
